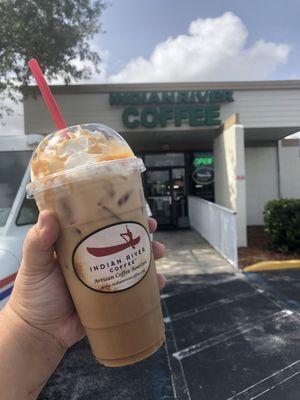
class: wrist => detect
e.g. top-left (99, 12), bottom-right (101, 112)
top-left (2, 303), bottom-right (66, 360)
top-left (0, 305), bottom-right (65, 400)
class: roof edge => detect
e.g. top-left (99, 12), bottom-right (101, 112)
top-left (23, 80), bottom-right (300, 95)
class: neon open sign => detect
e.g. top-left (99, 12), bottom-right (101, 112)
top-left (193, 156), bottom-right (213, 167)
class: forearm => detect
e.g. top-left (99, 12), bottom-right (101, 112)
top-left (0, 305), bottom-right (65, 400)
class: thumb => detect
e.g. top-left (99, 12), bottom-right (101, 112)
top-left (21, 210), bottom-right (60, 275)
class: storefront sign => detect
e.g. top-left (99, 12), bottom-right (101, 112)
top-left (193, 156), bottom-right (213, 167)
top-left (109, 90), bottom-right (234, 129)
top-left (192, 167), bottom-right (214, 185)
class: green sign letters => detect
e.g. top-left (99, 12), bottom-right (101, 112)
top-left (109, 90), bottom-right (234, 129)
top-left (193, 156), bottom-right (214, 167)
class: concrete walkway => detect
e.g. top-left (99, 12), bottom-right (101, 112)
top-left (155, 229), bottom-right (233, 276)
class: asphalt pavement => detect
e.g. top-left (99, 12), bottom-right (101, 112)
top-left (38, 231), bottom-right (300, 400)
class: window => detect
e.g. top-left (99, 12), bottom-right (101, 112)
top-left (188, 151), bottom-right (215, 202)
top-left (145, 153), bottom-right (184, 168)
top-left (0, 151), bottom-right (32, 227)
top-left (16, 196), bottom-right (39, 226)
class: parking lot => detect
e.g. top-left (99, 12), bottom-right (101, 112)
top-left (38, 231), bottom-right (300, 400)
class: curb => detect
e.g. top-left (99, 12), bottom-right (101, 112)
top-left (243, 260), bottom-right (300, 272)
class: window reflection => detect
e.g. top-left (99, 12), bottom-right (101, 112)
top-left (16, 196), bottom-right (39, 226)
top-left (0, 151), bottom-right (32, 227)
top-left (145, 153), bottom-right (184, 167)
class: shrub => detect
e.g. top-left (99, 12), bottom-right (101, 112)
top-left (263, 199), bottom-right (300, 253)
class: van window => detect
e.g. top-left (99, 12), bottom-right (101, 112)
top-left (16, 196), bottom-right (39, 226)
top-left (0, 150), bottom-right (32, 226)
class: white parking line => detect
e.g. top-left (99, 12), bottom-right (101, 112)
top-left (226, 359), bottom-right (300, 399)
top-left (160, 275), bottom-right (241, 300)
top-left (164, 289), bottom-right (264, 324)
top-left (250, 371), bottom-right (300, 399)
top-left (173, 310), bottom-right (293, 361)
top-left (163, 341), bottom-right (178, 400)
top-left (163, 300), bottom-right (192, 400)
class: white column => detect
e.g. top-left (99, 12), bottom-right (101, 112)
top-left (214, 121), bottom-right (247, 247)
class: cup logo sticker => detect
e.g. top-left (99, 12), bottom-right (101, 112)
top-left (72, 222), bottom-right (151, 293)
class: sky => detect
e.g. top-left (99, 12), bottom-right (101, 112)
top-left (2, 0), bottom-right (300, 136)
top-left (99, 0), bottom-right (300, 81)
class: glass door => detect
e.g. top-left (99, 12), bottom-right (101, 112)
top-left (171, 168), bottom-right (186, 226)
top-left (145, 169), bottom-right (172, 226)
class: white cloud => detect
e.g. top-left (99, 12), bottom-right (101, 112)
top-left (108, 12), bottom-right (291, 83)
top-left (0, 12), bottom-right (292, 135)
top-left (0, 97), bottom-right (24, 136)
top-left (0, 46), bottom-right (108, 136)
top-left (49, 47), bottom-right (109, 85)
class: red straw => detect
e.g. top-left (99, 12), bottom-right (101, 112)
top-left (28, 58), bottom-right (67, 130)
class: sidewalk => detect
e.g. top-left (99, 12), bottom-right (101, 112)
top-left (155, 229), bottom-right (233, 276)
top-left (38, 230), bottom-right (300, 400)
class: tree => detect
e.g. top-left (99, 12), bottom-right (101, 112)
top-left (0, 0), bottom-right (107, 119)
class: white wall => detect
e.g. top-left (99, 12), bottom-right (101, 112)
top-left (245, 147), bottom-right (279, 225)
top-left (24, 93), bottom-right (120, 135)
top-left (245, 144), bottom-right (300, 226)
top-left (24, 88), bottom-right (300, 135)
top-left (214, 129), bottom-right (234, 210)
top-left (280, 144), bottom-right (300, 198)
top-left (214, 124), bottom-right (247, 246)
top-left (223, 90), bottom-right (300, 129)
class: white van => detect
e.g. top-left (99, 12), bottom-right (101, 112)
top-left (0, 134), bottom-right (42, 308)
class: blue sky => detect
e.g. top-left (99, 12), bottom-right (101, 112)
top-left (97, 0), bottom-right (300, 81)
top-left (2, 0), bottom-right (300, 134)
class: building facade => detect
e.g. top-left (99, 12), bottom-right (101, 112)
top-left (23, 81), bottom-right (300, 251)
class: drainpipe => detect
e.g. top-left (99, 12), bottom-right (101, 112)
top-left (277, 140), bottom-right (282, 199)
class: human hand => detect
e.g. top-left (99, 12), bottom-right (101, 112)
top-left (7, 211), bottom-right (166, 351)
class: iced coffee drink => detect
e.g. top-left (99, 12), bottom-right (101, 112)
top-left (27, 124), bottom-right (165, 367)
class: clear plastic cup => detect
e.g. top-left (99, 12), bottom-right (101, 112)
top-left (27, 124), bottom-right (165, 367)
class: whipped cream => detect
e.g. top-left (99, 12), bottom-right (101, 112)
top-left (31, 124), bottom-right (134, 181)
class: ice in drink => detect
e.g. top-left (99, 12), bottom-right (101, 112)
top-left (27, 123), bottom-right (165, 367)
